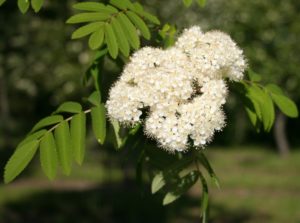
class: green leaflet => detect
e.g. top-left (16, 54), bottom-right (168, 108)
top-left (117, 13), bottom-right (140, 49)
top-left (17, 0), bottom-right (30, 14)
top-left (271, 94), bottom-right (298, 118)
top-left (197, 152), bottom-right (220, 189)
top-left (183, 0), bottom-right (193, 7)
top-left (91, 104), bottom-right (106, 144)
top-left (70, 112), bottom-right (86, 165)
top-left (140, 11), bottom-right (160, 25)
top-left (111, 17), bottom-right (130, 57)
top-left (265, 84), bottom-right (284, 95)
top-left (109, 0), bottom-right (127, 10)
top-left (66, 12), bottom-right (111, 24)
top-left (89, 28), bottom-right (105, 50)
top-left (55, 101), bottom-right (82, 114)
top-left (54, 121), bottom-right (72, 175)
top-left (4, 140), bottom-right (39, 183)
top-left (0, 0), bottom-right (6, 6)
top-left (126, 11), bottom-right (151, 40)
top-left (31, 0), bottom-right (43, 12)
top-left (247, 69), bottom-right (262, 82)
top-left (263, 89), bottom-right (275, 131)
top-left (71, 22), bottom-right (103, 39)
top-left (40, 132), bottom-right (58, 180)
top-left (88, 91), bottom-right (101, 106)
top-left (73, 2), bottom-right (106, 11)
top-left (104, 23), bottom-right (119, 58)
top-left (19, 129), bottom-right (47, 147)
top-left (163, 171), bottom-right (199, 205)
top-left (151, 172), bottom-right (165, 194)
top-left (199, 173), bottom-right (209, 223)
top-left (31, 115), bottom-right (63, 133)
top-left (246, 84), bottom-right (274, 131)
top-left (197, 0), bottom-right (206, 7)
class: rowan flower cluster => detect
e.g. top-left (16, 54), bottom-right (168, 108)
top-left (106, 26), bottom-right (247, 152)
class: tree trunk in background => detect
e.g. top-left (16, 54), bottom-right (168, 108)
top-left (274, 112), bottom-right (290, 157)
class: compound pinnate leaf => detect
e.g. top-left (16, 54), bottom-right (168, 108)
top-left (54, 121), bottom-right (72, 175)
top-left (40, 132), bottom-right (58, 180)
top-left (126, 11), bottom-right (151, 40)
top-left (91, 104), bottom-right (106, 144)
top-left (70, 112), bottom-right (86, 165)
top-left (4, 140), bottom-right (39, 183)
top-left (71, 22), bottom-right (103, 39)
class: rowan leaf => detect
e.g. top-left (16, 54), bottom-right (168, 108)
top-left (4, 140), bottom-right (39, 183)
top-left (70, 112), bottom-right (86, 165)
top-left (91, 104), bottom-right (106, 144)
top-left (89, 28), bottom-right (105, 50)
top-left (40, 132), bottom-right (58, 180)
top-left (105, 23), bottom-right (119, 58)
top-left (71, 22), bottom-right (103, 39)
top-left (126, 11), bottom-right (151, 40)
top-left (54, 121), bottom-right (72, 175)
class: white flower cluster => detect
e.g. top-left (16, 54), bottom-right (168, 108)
top-left (106, 26), bottom-right (247, 152)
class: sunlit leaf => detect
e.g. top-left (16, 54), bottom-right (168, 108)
top-left (71, 22), bottom-right (103, 39)
top-left (19, 129), bottom-right (47, 147)
top-left (73, 2), bottom-right (107, 11)
top-left (197, 0), bottom-right (206, 7)
top-left (17, 0), bottom-right (30, 14)
top-left (247, 70), bottom-right (262, 82)
top-left (4, 140), bottom-right (39, 183)
top-left (105, 23), bottom-right (119, 58)
top-left (117, 13), bottom-right (140, 49)
top-left (183, 0), bottom-right (193, 7)
top-left (89, 28), bottom-right (105, 50)
top-left (31, 0), bottom-right (43, 12)
top-left (55, 102), bottom-right (82, 114)
top-left (54, 121), bottom-right (72, 175)
top-left (88, 91), bottom-right (101, 106)
top-left (0, 0), bottom-right (6, 6)
top-left (31, 115), bottom-right (63, 133)
top-left (66, 12), bottom-right (110, 24)
top-left (91, 104), bottom-right (106, 144)
top-left (271, 94), bottom-right (298, 118)
top-left (71, 112), bottom-right (86, 165)
top-left (111, 17), bottom-right (130, 56)
top-left (40, 132), bottom-right (58, 180)
top-left (126, 11), bottom-right (151, 40)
